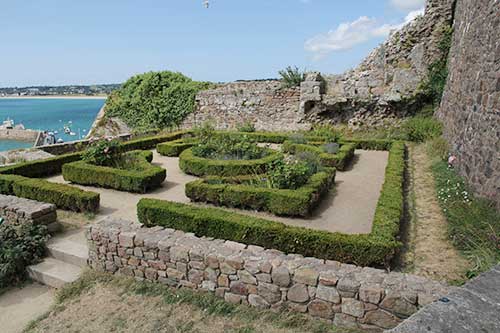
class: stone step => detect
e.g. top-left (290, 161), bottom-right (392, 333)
top-left (27, 257), bottom-right (82, 289)
top-left (47, 230), bottom-right (88, 268)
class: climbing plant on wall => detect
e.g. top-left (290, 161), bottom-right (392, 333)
top-left (105, 71), bottom-right (212, 130)
top-left (419, 24), bottom-right (454, 105)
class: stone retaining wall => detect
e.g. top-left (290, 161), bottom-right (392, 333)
top-left (87, 217), bottom-right (450, 332)
top-left (0, 194), bottom-right (57, 226)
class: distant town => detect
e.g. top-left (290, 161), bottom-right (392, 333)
top-left (0, 84), bottom-right (120, 97)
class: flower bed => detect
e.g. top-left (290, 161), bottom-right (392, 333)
top-left (62, 150), bottom-right (166, 193)
top-left (156, 138), bottom-right (198, 157)
top-left (138, 140), bottom-right (406, 267)
top-left (179, 148), bottom-right (282, 177)
top-left (281, 141), bottom-right (356, 170)
top-left (185, 167), bottom-right (335, 217)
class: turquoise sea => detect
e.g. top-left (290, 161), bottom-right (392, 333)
top-left (0, 98), bottom-right (105, 152)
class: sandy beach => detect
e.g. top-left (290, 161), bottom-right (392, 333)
top-left (0, 95), bottom-right (107, 100)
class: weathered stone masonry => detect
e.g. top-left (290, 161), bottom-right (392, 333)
top-left (181, 80), bottom-right (307, 131)
top-left (0, 194), bottom-right (57, 226)
top-left (87, 218), bottom-right (450, 331)
top-left (437, 0), bottom-right (500, 208)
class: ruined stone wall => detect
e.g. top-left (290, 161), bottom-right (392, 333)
top-left (181, 80), bottom-right (308, 131)
top-left (437, 0), bottom-right (500, 208)
top-left (87, 218), bottom-right (450, 332)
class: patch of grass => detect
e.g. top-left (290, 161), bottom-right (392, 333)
top-left (429, 149), bottom-right (500, 277)
top-left (28, 270), bottom-right (357, 333)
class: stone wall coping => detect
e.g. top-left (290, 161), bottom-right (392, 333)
top-left (0, 194), bottom-right (57, 225)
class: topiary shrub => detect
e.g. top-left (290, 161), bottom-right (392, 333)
top-left (82, 139), bottom-right (122, 166)
top-left (157, 138), bottom-right (198, 157)
top-left (0, 222), bottom-right (48, 288)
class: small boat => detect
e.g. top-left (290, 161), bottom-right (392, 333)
top-left (64, 126), bottom-right (71, 134)
top-left (57, 138), bottom-right (64, 143)
top-left (54, 130), bottom-right (59, 135)
top-left (69, 132), bottom-right (76, 136)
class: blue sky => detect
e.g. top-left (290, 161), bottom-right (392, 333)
top-left (0, 0), bottom-right (425, 87)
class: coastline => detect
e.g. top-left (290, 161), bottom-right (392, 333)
top-left (0, 95), bottom-right (107, 100)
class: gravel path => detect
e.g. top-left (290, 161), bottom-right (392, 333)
top-left (47, 149), bottom-right (388, 235)
top-left (0, 283), bottom-right (54, 333)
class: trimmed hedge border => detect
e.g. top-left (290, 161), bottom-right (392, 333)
top-left (179, 148), bottom-right (283, 177)
top-left (62, 151), bottom-right (166, 193)
top-left (0, 174), bottom-right (99, 212)
top-left (281, 141), bottom-right (356, 170)
top-left (0, 152), bottom-right (82, 178)
top-left (120, 130), bottom-right (190, 151)
top-left (157, 138), bottom-right (198, 157)
top-left (214, 131), bottom-right (326, 144)
top-left (185, 167), bottom-right (336, 217)
top-left (138, 140), bottom-right (405, 267)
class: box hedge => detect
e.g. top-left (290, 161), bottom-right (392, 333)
top-left (120, 130), bottom-right (189, 151)
top-left (0, 174), bottom-right (99, 212)
top-left (137, 140), bottom-right (405, 267)
top-left (62, 151), bottom-right (166, 193)
top-left (157, 138), bottom-right (198, 157)
top-left (213, 131), bottom-right (326, 144)
top-left (179, 148), bottom-right (283, 177)
top-left (185, 167), bottom-right (335, 217)
top-left (281, 141), bottom-right (356, 170)
top-left (0, 152), bottom-right (82, 178)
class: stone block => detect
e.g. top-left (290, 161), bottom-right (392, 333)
top-left (287, 284), bottom-right (309, 303)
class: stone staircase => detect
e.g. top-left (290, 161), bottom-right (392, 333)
top-left (27, 229), bottom-right (88, 288)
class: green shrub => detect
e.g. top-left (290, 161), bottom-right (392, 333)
top-left (0, 223), bottom-right (49, 288)
top-left (426, 137), bottom-right (449, 161)
top-left (105, 71), bottom-right (212, 130)
top-left (185, 167), bottom-right (335, 217)
top-left (192, 133), bottom-right (264, 160)
top-left (267, 158), bottom-right (315, 190)
top-left (282, 141), bottom-right (355, 170)
top-left (10, 177), bottom-right (100, 212)
top-left (279, 66), bottom-right (305, 88)
top-left (309, 124), bottom-right (342, 143)
top-left (236, 121), bottom-right (256, 133)
top-left (402, 117), bottom-right (442, 142)
top-left (82, 139), bottom-right (122, 166)
top-left (120, 130), bottom-right (188, 151)
top-left (63, 151), bottom-right (165, 193)
top-left (157, 138), bottom-right (198, 157)
top-left (179, 148), bottom-right (282, 177)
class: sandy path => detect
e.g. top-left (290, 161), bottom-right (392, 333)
top-left (47, 149), bottom-right (388, 235)
top-left (0, 283), bottom-right (55, 333)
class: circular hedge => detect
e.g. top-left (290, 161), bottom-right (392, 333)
top-left (179, 148), bottom-right (282, 177)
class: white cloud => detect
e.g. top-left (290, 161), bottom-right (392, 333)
top-left (390, 0), bottom-right (425, 11)
top-left (304, 8), bottom-right (424, 60)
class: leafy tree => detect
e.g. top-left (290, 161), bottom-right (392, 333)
top-left (105, 71), bottom-right (212, 130)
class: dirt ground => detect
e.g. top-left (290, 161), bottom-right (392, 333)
top-left (27, 273), bottom-right (355, 333)
top-left (46, 149), bottom-right (388, 235)
top-left (402, 144), bottom-right (470, 283)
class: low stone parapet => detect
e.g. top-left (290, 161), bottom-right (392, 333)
top-left (0, 194), bottom-right (57, 226)
top-left (87, 217), bottom-right (450, 332)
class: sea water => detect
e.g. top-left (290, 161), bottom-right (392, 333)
top-left (0, 98), bottom-right (105, 152)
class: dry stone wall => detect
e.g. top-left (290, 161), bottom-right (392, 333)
top-left (181, 80), bottom-right (308, 131)
top-left (0, 194), bottom-right (57, 226)
top-left (87, 217), bottom-right (450, 332)
top-left (437, 0), bottom-right (500, 208)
